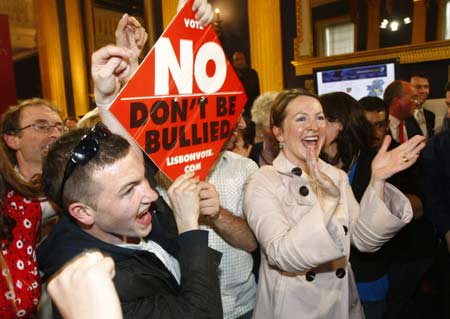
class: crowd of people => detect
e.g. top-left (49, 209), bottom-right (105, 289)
top-left (1, 0), bottom-right (450, 318)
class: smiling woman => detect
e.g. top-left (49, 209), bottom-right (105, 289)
top-left (244, 88), bottom-right (426, 319)
top-left (271, 89), bottom-right (327, 170)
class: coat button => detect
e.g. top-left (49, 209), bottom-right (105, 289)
top-left (336, 268), bottom-right (346, 279)
top-left (305, 271), bottom-right (316, 282)
top-left (343, 225), bottom-right (348, 235)
top-left (291, 167), bottom-right (302, 176)
top-left (299, 186), bottom-right (309, 196)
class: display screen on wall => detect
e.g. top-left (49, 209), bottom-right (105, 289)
top-left (313, 59), bottom-right (399, 100)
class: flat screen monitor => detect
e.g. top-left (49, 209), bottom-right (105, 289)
top-left (313, 59), bottom-right (399, 100)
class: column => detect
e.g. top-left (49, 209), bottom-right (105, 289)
top-left (65, 0), bottom-right (89, 117)
top-left (412, 0), bottom-right (426, 44)
top-left (295, 0), bottom-right (313, 58)
top-left (436, 0), bottom-right (446, 40)
top-left (367, 0), bottom-right (380, 49)
top-left (35, 0), bottom-right (67, 112)
top-left (162, 0), bottom-right (179, 29)
top-left (143, 0), bottom-right (157, 48)
top-left (248, 0), bottom-right (284, 92)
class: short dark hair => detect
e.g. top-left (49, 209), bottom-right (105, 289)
top-left (271, 88), bottom-right (320, 129)
top-left (42, 127), bottom-right (131, 210)
top-left (408, 73), bottom-right (429, 82)
top-left (0, 98), bottom-right (63, 166)
top-left (383, 80), bottom-right (405, 107)
top-left (1, 98), bottom-right (62, 135)
top-left (359, 96), bottom-right (390, 115)
top-left (233, 50), bottom-right (246, 58)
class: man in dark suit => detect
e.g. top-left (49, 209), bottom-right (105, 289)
top-left (382, 81), bottom-right (438, 319)
top-left (423, 129), bottom-right (450, 317)
top-left (384, 80), bottom-right (419, 143)
top-left (232, 51), bottom-right (260, 120)
top-left (408, 74), bottom-right (436, 139)
top-left (352, 96), bottom-right (430, 319)
top-left (442, 81), bottom-right (450, 132)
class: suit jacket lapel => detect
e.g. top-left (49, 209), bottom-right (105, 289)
top-left (405, 117), bottom-right (422, 139)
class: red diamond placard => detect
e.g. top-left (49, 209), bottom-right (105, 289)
top-left (108, 0), bottom-right (247, 181)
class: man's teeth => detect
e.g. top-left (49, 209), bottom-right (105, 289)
top-left (303, 137), bottom-right (318, 141)
top-left (137, 210), bottom-right (148, 218)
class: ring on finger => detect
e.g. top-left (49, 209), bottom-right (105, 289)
top-left (402, 155), bottom-right (409, 163)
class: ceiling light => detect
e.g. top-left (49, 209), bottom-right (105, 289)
top-left (390, 21), bottom-right (399, 31)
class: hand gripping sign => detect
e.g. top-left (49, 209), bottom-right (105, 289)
top-left (108, 0), bottom-right (247, 181)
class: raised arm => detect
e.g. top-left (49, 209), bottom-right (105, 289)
top-left (370, 135), bottom-right (426, 201)
top-left (115, 13), bottom-right (148, 83)
top-left (93, 2), bottom-right (214, 154)
top-left (91, 45), bottom-right (143, 156)
top-left (198, 181), bottom-right (257, 252)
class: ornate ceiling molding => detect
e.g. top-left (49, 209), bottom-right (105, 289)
top-left (0, 0), bottom-right (36, 59)
top-left (293, 39), bottom-right (450, 76)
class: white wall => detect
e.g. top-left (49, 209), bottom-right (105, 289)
top-left (424, 98), bottom-right (448, 132)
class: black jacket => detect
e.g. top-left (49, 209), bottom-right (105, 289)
top-left (423, 130), bottom-right (450, 237)
top-left (405, 108), bottom-right (435, 139)
top-left (350, 141), bottom-right (436, 282)
top-left (37, 212), bottom-right (223, 319)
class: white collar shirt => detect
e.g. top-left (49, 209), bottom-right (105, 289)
top-left (156, 151), bottom-right (258, 318)
top-left (389, 114), bottom-right (408, 143)
top-left (414, 108), bottom-right (428, 138)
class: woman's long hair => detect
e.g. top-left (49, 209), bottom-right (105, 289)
top-left (0, 146), bottom-right (40, 246)
top-left (0, 143), bottom-right (41, 312)
top-left (319, 92), bottom-right (372, 172)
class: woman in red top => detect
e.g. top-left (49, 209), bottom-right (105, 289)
top-left (0, 146), bottom-right (41, 318)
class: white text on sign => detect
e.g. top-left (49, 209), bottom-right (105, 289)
top-left (154, 38), bottom-right (226, 95)
top-left (184, 18), bottom-right (204, 30)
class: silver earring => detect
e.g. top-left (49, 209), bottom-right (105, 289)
top-left (278, 141), bottom-right (284, 149)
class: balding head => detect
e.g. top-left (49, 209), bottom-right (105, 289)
top-left (384, 80), bottom-right (418, 120)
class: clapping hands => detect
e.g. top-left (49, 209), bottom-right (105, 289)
top-left (371, 135), bottom-right (426, 182)
top-left (306, 147), bottom-right (340, 200)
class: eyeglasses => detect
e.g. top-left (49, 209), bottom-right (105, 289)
top-left (59, 123), bottom-right (111, 205)
top-left (16, 122), bottom-right (65, 134)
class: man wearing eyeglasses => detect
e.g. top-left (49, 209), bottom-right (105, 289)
top-left (1, 98), bottom-right (64, 182)
top-left (1, 99), bottom-right (64, 228)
